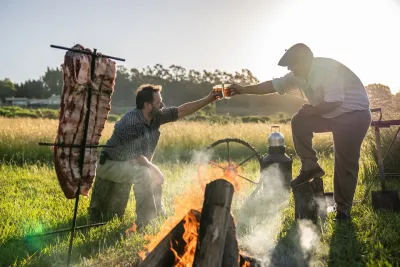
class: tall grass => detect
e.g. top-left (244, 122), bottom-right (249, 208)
top-left (1, 117), bottom-right (400, 266)
top-left (0, 117), bottom-right (335, 164)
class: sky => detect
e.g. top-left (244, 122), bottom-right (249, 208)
top-left (1, 0), bottom-right (400, 93)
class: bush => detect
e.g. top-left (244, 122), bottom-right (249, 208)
top-left (0, 106), bottom-right (60, 119)
top-left (241, 116), bottom-right (270, 123)
top-left (107, 114), bottom-right (121, 122)
top-left (0, 106), bottom-right (119, 122)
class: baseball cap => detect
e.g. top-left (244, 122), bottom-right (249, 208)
top-left (278, 43), bottom-right (313, 67)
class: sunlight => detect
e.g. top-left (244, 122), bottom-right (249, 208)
top-left (251, 0), bottom-right (400, 93)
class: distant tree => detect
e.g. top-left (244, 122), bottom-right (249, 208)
top-left (112, 65), bottom-right (134, 105)
top-left (393, 92), bottom-right (400, 113)
top-left (0, 78), bottom-right (17, 101)
top-left (15, 79), bottom-right (46, 99)
top-left (366, 83), bottom-right (397, 116)
top-left (188, 70), bottom-right (202, 84)
top-left (366, 84), bottom-right (392, 103)
top-left (8, 64), bottom-right (309, 116)
top-left (41, 67), bottom-right (63, 97)
top-left (169, 65), bottom-right (187, 81)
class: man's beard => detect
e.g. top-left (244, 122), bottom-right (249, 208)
top-left (150, 107), bottom-right (162, 117)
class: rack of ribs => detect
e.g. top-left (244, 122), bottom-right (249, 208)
top-left (54, 44), bottom-right (116, 199)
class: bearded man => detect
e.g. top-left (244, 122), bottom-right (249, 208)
top-left (89, 84), bottom-right (218, 229)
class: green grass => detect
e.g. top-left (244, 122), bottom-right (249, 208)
top-left (0, 118), bottom-right (400, 266)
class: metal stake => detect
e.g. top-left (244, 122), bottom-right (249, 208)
top-left (38, 44), bottom-right (125, 267)
top-left (66, 47), bottom-right (97, 267)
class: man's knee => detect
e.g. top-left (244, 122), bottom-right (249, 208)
top-left (291, 112), bottom-right (306, 132)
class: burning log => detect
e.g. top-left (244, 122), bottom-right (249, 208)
top-left (137, 209), bottom-right (201, 267)
top-left (239, 254), bottom-right (263, 267)
top-left (292, 177), bottom-right (327, 223)
top-left (222, 214), bottom-right (239, 266)
top-left (193, 179), bottom-right (236, 267)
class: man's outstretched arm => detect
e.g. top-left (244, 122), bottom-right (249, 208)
top-left (230, 73), bottom-right (300, 96)
top-left (231, 80), bottom-right (276, 95)
top-left (177, 92), bottom-right (218, 119)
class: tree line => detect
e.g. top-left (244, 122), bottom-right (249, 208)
top-left (1, 64), bottom-right (400, 116)
top-left (0, 65), bottom-right (259, 106)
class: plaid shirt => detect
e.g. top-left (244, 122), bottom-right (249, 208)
top-left (103, 107), bottom-right (179, 161)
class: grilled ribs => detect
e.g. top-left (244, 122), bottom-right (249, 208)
top-left (54, 44), bottom-right (116, 199)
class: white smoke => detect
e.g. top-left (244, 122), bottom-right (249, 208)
top-left (163, 152), bottom-right (329, 266)
top-left (236, 164), bottom-right (330, 266)
top-left (163, 149), bottom-right (213, 199)
top-left (295, 219), bottom-right (329, 266)
top-left (297, 219), bottom-right (320, 262)
top-left (189, 149), bottom-right (213, 167)
top-left (236, 163), bottom-right (290, 265)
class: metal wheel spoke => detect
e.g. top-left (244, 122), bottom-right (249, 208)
top-left (204, 138), bottom-right (263, 185)
top-left (208, 160), bottom-right (225, 170)
top-left (227, 141), bottom-right (231, 164)
top-left (236, 153), bottom-right (257, 168)
top-left (237, 173), bottom-right (259, 184)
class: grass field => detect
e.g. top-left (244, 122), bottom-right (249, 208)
top-left (1, 117), bottom-right (400, 267)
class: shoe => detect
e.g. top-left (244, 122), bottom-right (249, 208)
top-left (290, 166), bottom-right (325, 188)
top-left (333, 210), bottom-right (351, 222)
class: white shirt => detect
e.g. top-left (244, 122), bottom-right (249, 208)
top-left (272, 57), bottom-right (370, 118)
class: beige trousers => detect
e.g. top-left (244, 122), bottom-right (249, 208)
top-left (95, 159), bottom-right (165, 228)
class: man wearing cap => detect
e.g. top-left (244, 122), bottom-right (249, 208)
top-left (230, 43), bottom-right (371, 221)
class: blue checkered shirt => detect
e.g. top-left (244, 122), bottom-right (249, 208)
top-left (103, 107), bottom-right (179, 161)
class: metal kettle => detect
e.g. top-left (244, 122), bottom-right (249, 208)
top-left (268, 126), bottom-right (285, 147)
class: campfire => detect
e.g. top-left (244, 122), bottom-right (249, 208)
top-left (127, 161), bottom-right (260, 267)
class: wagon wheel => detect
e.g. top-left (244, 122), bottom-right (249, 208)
top-left (196, 138), bottom-right (263, 194)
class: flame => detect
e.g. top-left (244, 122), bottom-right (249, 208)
top-left (136, 183), bottom-right (204, 261)
top-left (241, 261), bottom-right (251, 267)
top-left (125, 223), bottom-right (137, 235)
top-left (171, 211), bottom-right (200, 266)
top-left (135, 160), bottom-right (248, 264)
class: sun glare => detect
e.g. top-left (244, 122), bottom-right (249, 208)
top-left (252, 0), bottom-right (400, 93)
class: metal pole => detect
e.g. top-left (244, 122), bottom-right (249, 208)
top-left (66, 48), bottom-right (97, 267)
top-left (66, 184), bottom-right (81, 267)
top-left (27, 222), bottom-right (107, 238)
top-left (50, 44), bottom-right (126, 61)
top-left (38, 142), bottom-right (113, 148)
top-left (374, 125), bottom-right (386, 191)
top-left (45, 44), bottom-right (125, 266)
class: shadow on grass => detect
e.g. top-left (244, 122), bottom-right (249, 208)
top-left (0, 214), bottom-right (138, 267)
top-left (269, 221), bottom-right (313, 267)
top-left (269, 219), bottom-right (362, 267)
top-left (327, 221), bottom-right (363, 267)
top-left (269, 220), bottom-right (365, 267)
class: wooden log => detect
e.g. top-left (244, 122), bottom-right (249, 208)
top-left (137, 209), bottom-right (201, 267)
top-left (106, 180), bottom-right (133, 219)
top-left (193, 179), bottom-right (235, 267)
top-left (222, 214), bottom-right (239, 267)
top-left (292, 177), bottom-right (327, 223)
top-left (88, 177), bottom-right (132, 223)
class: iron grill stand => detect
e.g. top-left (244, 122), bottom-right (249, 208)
top-left (37, 44), bottom-right (125, 267)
